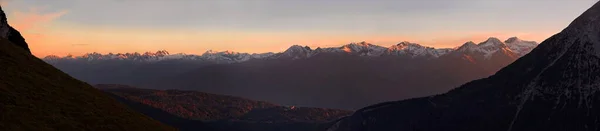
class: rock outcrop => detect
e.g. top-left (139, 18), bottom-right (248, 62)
top-left (0, 6), bottom-right (30, 53)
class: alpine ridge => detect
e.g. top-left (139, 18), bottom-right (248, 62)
top-left (327, 1), bottom-right (600, 131)
top-left (43, 37), bottom-right (538, 63)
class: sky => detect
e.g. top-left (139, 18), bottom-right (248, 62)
top-left (1, 0), bottom-right (597, 57)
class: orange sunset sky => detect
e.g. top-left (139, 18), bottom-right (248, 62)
top-left (1, 0), bottom-right (596, 57)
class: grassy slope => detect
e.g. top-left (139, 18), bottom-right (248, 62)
top-left (0, 39), bottom-right (176, 131)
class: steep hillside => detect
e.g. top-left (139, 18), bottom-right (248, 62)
top-left (328, 2), bottom-right (600, 131)
top-left (0, 39), bottom-right (176, 130)
top-left (0, 6), bottom-right (174, 131)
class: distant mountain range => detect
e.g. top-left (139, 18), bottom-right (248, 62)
top-left (328, 1), bottom-right (600, 131)
top-left (44, 37), bottom-right (538, 109)
top-left (44, 37), bottom-right (536, 63)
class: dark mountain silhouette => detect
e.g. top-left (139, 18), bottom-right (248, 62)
top-left (327, 2), bottom-right (600, 131)
top-left (98, 84), bottom-right (352, 131)
top-left (0, 6), bottom-right (174, 131)
top-left (0, 6), bottom-right (29, 53)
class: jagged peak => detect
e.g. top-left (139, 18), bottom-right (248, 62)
top-left (462, 41), bottom-right (477, 47)
top-left (504, 37), bottom-right (521, 43)
top-left (396, 41), bottom-right (420, 46)
top-left (389, 41), bottom-right (425, 50)
top-left (479, 37), bottom-right (503, 45)
top-left (456, 41), bottom-right (478, 51)
top-left (286, 45), bottom-right (312, 51)
top-left (283, 45), bottom-right (313, 56)
top-left (345, 41), bottom-right (373, 47)
top-left (202, 50), bottom-right (243, 56)
top-left (143, 50), bottom-right (169, 56)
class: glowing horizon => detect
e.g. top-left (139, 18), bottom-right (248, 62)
top-left (2, 0), bottom-right (595, 57)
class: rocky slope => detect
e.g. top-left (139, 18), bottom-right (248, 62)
top-left (0, 6), bottom-right (175, 131)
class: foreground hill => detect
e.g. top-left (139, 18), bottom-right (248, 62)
top-left (98, 84), bottom-right (352, 131)
top-left (328, 2), bottom-right (600, 131)
top-left (0, 6), bottom-right (174, 131)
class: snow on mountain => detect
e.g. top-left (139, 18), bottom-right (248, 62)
top-left (44, 50), bottom-right (274, 64)
top-left (478, 37), bottom-right (510, 59)
top-left (387, 41), bottom-right (452, 58)
top-left (454, 37), bottom-right (537, 59)
top-left (43, 37), bottom-right (538, 62)
top-left (279, 45), bottom-right (315, 59)
top-left (202, 50), bottom-right (244, 62)
top-left (456, 41), bottom-right (478, 52)
top-left (504, 37), bottom-right (538, 56)
top-left (336, 42), bottom-right (387, 56)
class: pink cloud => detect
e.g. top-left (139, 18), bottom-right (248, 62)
top-left (9, 7), bottom-right (68, 32)
top-left (5, 6), bottom-right (68, 57)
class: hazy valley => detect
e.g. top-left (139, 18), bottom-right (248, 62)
top-left (45, 38), bottom-right (537, 109)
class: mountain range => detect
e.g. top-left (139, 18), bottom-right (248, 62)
top-left (328, 1), bottom-right (600, 131)
top-left (44, 37), bottom-right (537, 63)
top-left (44, 37), bottom-right (538, 109)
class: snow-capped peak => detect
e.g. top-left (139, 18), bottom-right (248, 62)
top-left (455, 38), bottom-right (514, 59)
top-left (504, 37), bottom-right (538, 56)
top-left (284, 45), bottom-right (313, 54)
top-left (280, 45), bottom-right (314, 59)
top-left (456, 41), bottom-right (478, 52)
top-left (200, 50), bottom-right (275, 63)
top-left (504, 37), bottom-right (522, 43)
top-left (386, 41), bottom-right (453, 58)
top-left (394, 41), bottom-right (421, 48)
top-left (337, 42), bottom-right (387, 56)
top-left (478, 37), bottom-right (506, 48)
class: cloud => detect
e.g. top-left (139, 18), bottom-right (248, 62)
top-left (9, 7), bottom-right (68, 32)
top-left (4, 5), bottom-right (68, 57)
